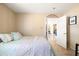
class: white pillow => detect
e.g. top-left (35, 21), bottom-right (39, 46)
top-left (4, 34), bottom-right (13, 42)
top-left (11, 32), bottom-right (22, 40)
top-left (0, 34), bottom-right (12, 43)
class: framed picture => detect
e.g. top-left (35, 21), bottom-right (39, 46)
top-left (70, 16), bottom-right (77, 25)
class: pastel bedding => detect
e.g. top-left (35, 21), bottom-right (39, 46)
top-left (0, 36), bottom-right (54, 56)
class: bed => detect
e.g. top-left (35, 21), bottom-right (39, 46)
top-left (0, 35), bottom-right (54, 56)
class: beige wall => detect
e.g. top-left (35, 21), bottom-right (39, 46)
top-left (65, 6), bottom-right (79, 50)
top-left (16, 13), bottom-right (46, 36)
top-left (0, 4), bottom-right (16, 33)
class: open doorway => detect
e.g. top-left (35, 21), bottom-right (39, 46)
top-left (46, 18), bottom-right (58, 40)
top-left (46, 16), bottom-right (68, 49)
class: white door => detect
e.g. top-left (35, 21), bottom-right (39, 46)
top-left (57, 16), bottom-right (67, 49)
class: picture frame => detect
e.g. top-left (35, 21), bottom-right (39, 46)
top-left (70, 16), bottom-right (77, 25)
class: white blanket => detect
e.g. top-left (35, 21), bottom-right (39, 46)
top-left (0, 36), bottom-right (53, 56)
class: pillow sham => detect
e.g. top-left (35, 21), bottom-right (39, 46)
top-left (11, 32), bottom-right (22, 41)
top-left (0, 34), bottom-right (12, 43)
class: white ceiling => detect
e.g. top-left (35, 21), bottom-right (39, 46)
top-left (5, 3), bottom-right (79, 14)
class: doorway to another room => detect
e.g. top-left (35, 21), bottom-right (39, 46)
top-left (46, 16), bottom-right (68, 49)
top-left (46, 18), bottom-right (58, 41)
top-left (46, 16), bottom-right (74, 56)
